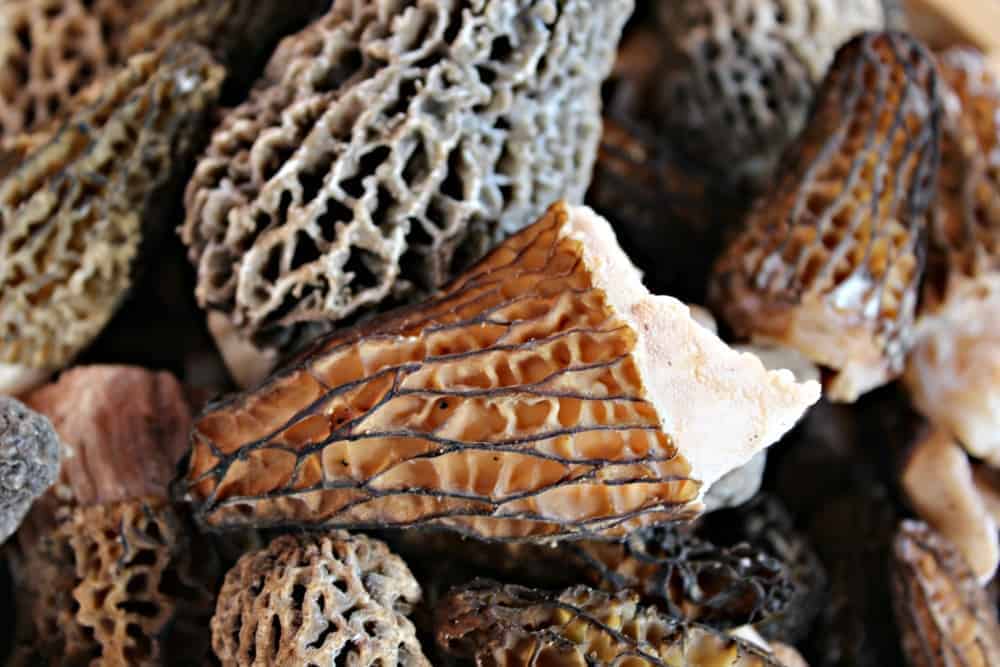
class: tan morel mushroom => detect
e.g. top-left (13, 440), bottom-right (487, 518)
top-left (710, 31), bottom-right (942, 402)
top-left (436, 581), bottom-right (783, 666)
top-left (178, 203), bottom-right (819, 540)
top-left (0, 0), bottom-right (323, 143)
top-left (900, 427), bottom-right (998, 583)
top-left (9, 497), bottom-right (220, 666)
top-left (904, 47), bottom-right (1000, 464)
top-left (0, 46), bottom-right (224, 394)
top-left (182, 0), bottom-right (634, 382)
top-left (211, 532), bottom-right (429, 667)
top-left (651, 0), bottom-right (886, 188)
top-left (891, 520), bottom-right (1000, 667)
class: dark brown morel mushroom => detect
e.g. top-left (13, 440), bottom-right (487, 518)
top-left (653, 0), bottom-right (886, 189)
top-left (9, 497), bottom-right (220, 666)
top-left (177, 203), bottom-right (818, 540)
top-left (0, 45), bottom-right (225, 395)
top-left (436, 581), bottom-right (782, 666)
top-left (710, 31), bottom-right (942, 402)
top-left (181, 0), bottom-right (635, 381)
top-left (904, 47), bottom-right (1000, 466)
top-left (891, 520), bottom-right (1000, 667)
top-left (0, 396), bottom-right (59, 544)
top-left (211, 531), bottom-right (429, 666)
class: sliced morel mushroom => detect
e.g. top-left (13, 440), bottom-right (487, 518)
top-left (177, 203), bottom-right (819, 540)
top-left (182, 0), bottom-right (634, 378)
top-left (904, 47), bottom-right (1000, 465)
top-left (0, 396), bottom-right (59, 544)
top-left (0, 45), bottom-right (225, 394)
top-left (211, 532), bottom-right (429, 667)
top-left (653, 0), bottom-right (886, 189)
top-left (710, 31), bottom-right (942, 402)
top-left (891, 520), bottom-right (1000, 667)
top-left (436, 581), bottom-right (782, 666)
top-left (9, 497), bottom-right (220, 666)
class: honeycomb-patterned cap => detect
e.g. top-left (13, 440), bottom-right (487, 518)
top-left (8, 498), bottom-right (220, 666)
top-left (654, 0), bottom-right (886, 188)
top-left (177, 203), bottom-right (818, 541)
top-left (211, 531), bottom-right (429, 666)
top-left (182, 0), bottom-right (634, 363)
top-left (436, 582), bottom-right (783, 666)
top-left (0, 45), bottom-right (224, 392)
top-left (891, 520), bottom-right (1000, 667)
top-left (710, 31), bottom-right (942, 402)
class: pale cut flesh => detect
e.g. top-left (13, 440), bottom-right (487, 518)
top-left (179, 203), bottom-right (819, 540)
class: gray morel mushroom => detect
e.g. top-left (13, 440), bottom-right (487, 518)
top-left (211, 531), bottom-right (430, 666)
top-left (182, 0), bottom-right (635, 384)
top-left (0, 45), bottom-right (225, 395)
top-left (178, 203), bottom-right (818, 540)
top-left (0, 395), bottom-right (59, 544)
top-left (647, 0), bottom-right (886, 189)
top-left (710, 31), bottom-right (942, 402)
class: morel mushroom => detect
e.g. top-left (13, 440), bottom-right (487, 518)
top-left (182, 0), bottom-right (634, 381)
top-left (653, 0), bottom-right (886, 189)
top-left (178, 203), bottom-right (819, 540)
top-left (710, 31), bottom-right (942, 402)
top-left (436, 581), bottom-right (782, 666)
top-left (0, 46), bottom-right (224, 395)
top-left (900, 427), bottom-right (998, 583)
top-left (904, 47), bottom-right (1000, 465)
top-left (891, 520), bottom-right (1000, 667)
top-left (9, 497), bottom-right (220, 666)
top-left (0, 396), bottom-right (59, 544)
top-left (211, 531), bottom-right (429, 667)
top-left (0, 0), bottom-right (323, 141)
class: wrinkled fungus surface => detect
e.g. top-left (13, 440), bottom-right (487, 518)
top-left (179, 203), bottom-right (817, 540)
top-left (436, 582), bottom-right (782, 666)
top-left (891, 520), bottom-right (1000, 667)
top-left (711, 31), bottom-right (942, 402)
top-left (183, 0), bottom-right (634, 356)
top-left (0, 46), bottom-right (224, 385)
top-left (0, 395), bottom-right (59, 544)
top-left (10, 498), bottom-right (219, 666)
top-left (211, 531), bottom-right (429, 666)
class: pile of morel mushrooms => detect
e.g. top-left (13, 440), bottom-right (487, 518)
top-left (1, 1), bottom-right (999, 666)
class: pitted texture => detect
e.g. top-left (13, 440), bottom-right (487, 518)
top-left (9, 498), bottom-right (220, 666)
top-left (182, 0), bottom-right (632, 351)
top-left (211, 532), bottom-right (429, 667)
top-left (891, 520), bottom-right (1000, 667)
top-left (566, 527), bottom-right (794, 630)
top-left (0, 395), bottom-right (59, 544)
top-left (0, 46), bottom-right (224, 372)
top-left (181, 204), bottom-right (702, 540)
top-left (436, 582), bottom-right (782, 666)
top-left (0, 0), bottom-right (323, 143)
top-left (710, 31), bottom-right (942, 402)
top-left (0, 0), bottom-right (145, 139)
top-left (653, 0), bottom-right (885, 187)
top-left (929, 48), bottom-right (1000, 281)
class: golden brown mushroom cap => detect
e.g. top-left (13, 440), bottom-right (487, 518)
top-left (177, 203), bottom-right (817, 540)
top-left (710, 31), bottom-right (942, 402)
